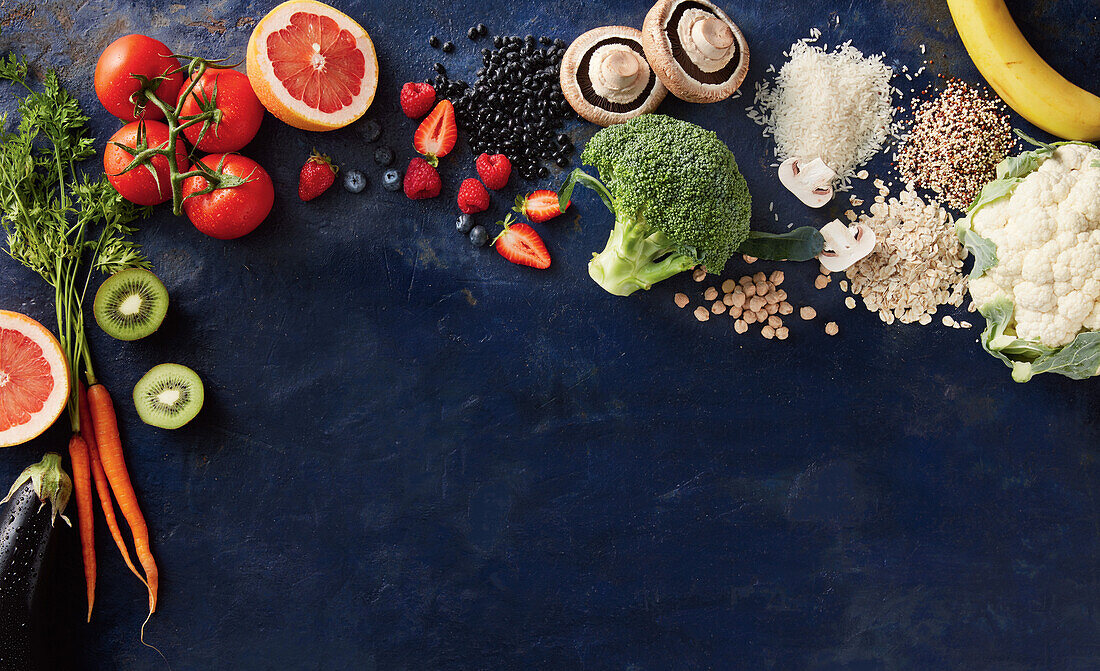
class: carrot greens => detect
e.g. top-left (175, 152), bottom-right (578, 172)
top-left (0, 53), bottom-right (148, 429)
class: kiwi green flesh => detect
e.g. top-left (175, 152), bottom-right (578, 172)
top-left (133, 363), bottom-right (204, 430)
top-left (94, 268), bottom-right (169, 341)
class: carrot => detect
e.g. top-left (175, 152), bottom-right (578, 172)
top-left (67, 434), bottom-right (95, 622)
top-left (86, 382), bottom-right (159, 614)
top-left (78, 382), bottom-right (146, 587)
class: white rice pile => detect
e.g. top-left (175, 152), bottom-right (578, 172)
top-left (749, 36), bottom-right (897, 188)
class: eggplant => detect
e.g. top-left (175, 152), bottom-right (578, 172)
top-left (0, 453), bottom-right (71, 671)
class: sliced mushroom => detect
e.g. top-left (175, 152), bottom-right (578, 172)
top-left (818, 220), bottom-right (877, 273)
top-left (641, 0), bottom-right (749, 103)
top-left (778, 157), bottom-right (836, 208)
top-left (561, 26), bottom-right (668, 127)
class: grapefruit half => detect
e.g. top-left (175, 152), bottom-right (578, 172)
top-left (247, 0), bottom-right (379, 131)
top-left (0, 310), bottom-right (69, 447)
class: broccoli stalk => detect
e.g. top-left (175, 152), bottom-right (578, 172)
top-left (560, 115), bottom-right (823, 297)
top-left (588, 214), bottom-right (699, 296)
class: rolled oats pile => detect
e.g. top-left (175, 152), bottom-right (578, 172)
top-left (844, 182), bottom-right (968, 324)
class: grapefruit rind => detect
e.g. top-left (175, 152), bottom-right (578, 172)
top-left (0, 310), bottom-right (70, 448)
top-left (247, 0), bottom-right (379, 132)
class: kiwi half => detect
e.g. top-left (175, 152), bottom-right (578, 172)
top-left (133, 363), bottom-right (204, 429)
top-left (93, 268), bottom-right (169, 341)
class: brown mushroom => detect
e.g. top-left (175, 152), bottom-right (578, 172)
top-left (561, 26), bottom-right (668, 127)
top-left (641, 0), bottom-right (749, 103)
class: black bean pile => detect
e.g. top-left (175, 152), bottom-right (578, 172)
top-left (427, 33), bottom-right (577, 181)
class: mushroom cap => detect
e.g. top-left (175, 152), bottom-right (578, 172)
top-left (641, 0), bottom-right (750, 103)
top-left (561, 26), bottom-right (668, 127)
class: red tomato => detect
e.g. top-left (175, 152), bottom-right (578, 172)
top-left (103, 121), bottom-right (189, 206)
top-left (95, 34), bottom-right (183, 122)
top-left (182, 154), bottom-right (274, 240)
top-left (177, 68), bottom-right (265, 153)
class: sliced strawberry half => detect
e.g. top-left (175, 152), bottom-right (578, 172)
top-left (493, 214), bottom-right (550, 270)
top-left (413, 99), bottom-right (457, 166)
top-left (514, 189), bottom-right (568, 224)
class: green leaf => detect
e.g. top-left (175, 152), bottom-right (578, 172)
top-left (1013, 129), bottom-right (1054, 152)
top-left (956, 224), bottom-right (997, 279)
top-left (976, 296), bottom-right (1098, 382)
top-left (995, 152), bottom-right (1040, 180)
top-left (735, 226), bottom-right (824, 262)
top-left (967, 176), bottom-right (1020, 213)
top-left (559, 168), bottom-right (614, 215)
top-left (1028, 332), bottom-right (1100, 380)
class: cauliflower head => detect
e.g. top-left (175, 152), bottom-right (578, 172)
top-left (958, 141), bottom-right (1100, 381)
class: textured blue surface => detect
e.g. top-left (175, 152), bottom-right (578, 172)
top-left (1, 0), bottom-right (1098, 668)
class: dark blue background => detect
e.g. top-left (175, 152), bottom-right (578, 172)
top-left (1, 0), bottom-right (1098, 668)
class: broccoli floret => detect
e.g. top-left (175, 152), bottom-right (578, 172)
top-left (572, 115), bottom-right (752, 296)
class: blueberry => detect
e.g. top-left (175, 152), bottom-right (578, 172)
top-left (342, 169), bottom-right (366, 193)
top-left (374, 146), bottom-right (394, 166)
top-left (382, 169), bottom-right (402, 192)
top-left (429, 35), bottom-right (441, 48)
top-left (442, 41), bottom-right (455, 53)
top-left (469, 225), bottom-right (488, 247)
top-left (456, 213), bottom-right (474, 234)
top-left (478, 24), bottom-right (489, 37)
top-left (468, 27), bottom-right (479, 40)
top-left (361, 119), bottom-right (382, 143)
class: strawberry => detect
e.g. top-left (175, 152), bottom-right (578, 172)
top-left (298, 151), bottom-right (337, 202)
top-left (475, 153), bottom-right (511, 190)
top-left (404, 157), bottom-right (442, 200)
top-left (413, 100), bottom-right (457, 165)
top-left (493, 214), bottom-right (550, 269)
top-left (457, 178), bottom-right (490, 214)
top-left (514, 190), bottom-right (568, 223)
top-left (400, 82), bottom-right (436, 119)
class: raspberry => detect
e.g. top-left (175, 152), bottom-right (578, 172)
top-left (456, 178), bottom-right (490, 214)
top-left (403, 157), bottom-right (441, 200)
top-left (475, 153), bottom-right (512, 191)
top-left (400, 82), bottom-right (436, 119)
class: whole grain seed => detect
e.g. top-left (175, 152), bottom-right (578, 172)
top-left (721, 279), bottom-right (737, 293)
top-left (765, 303), bottom-right (778, 315)
top-left (800, 306), bottom-right (817, 320)
top-left (845, 184), bottom-right (967, 324)
top-left (734, 319), bottom-right (748, 333)
top-left (753, 272), bottom-right (766, 283)
top-left (825, 321), bottom-right (839, 335)
top-left (712, 301), bottom-right (727, 315)
top-left (693, 267), bottom-right (707, 282)
top-left (768, 315), bottom-right (783, 328)
top-left (814, 275), bottom-right (829, 290)
top-left (845, 296), bottom-right (856, 309)
top-left (776, 327), bottom-right (790, 340)
top-left (704, 287), bottom-right (719, 301)
top-left (769, 270), bottom-right (784, 285)
top-left (942, 315), bottom-right (955, 327)
top-left (742, 255), bottom-right (758, 264)
top-left (895, 78), bottom-right (1015, 210)
top-left (755, 281), bottom-right (769, 295)
top-left (694, 306), bottom-right (710, 322)
top-left (674, 293), bottom-right (689, 308)
top-left (744, 311), bottom-right (758, 325)
top-left (779, 302), bottom-right (794, 315)
top-left (748, 295), bottom-right (766, 312)
top-left (729, 305), bottom-right (743, 319)
top-left (756, 308), bottom-right (769, 320)
top-left (431, 35), bottom-right (575, 180)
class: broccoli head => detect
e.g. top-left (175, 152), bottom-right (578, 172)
top-left (568, 114), bottom-right (752, 296)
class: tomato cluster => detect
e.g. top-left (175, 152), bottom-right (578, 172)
top-left (95, 35), bottom-right (274, 240)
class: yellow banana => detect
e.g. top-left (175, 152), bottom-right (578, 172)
top-left (947, 0), bottom-right (1100, 141)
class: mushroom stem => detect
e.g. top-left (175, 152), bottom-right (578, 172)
top-left (692, 17), bottom-right (734, 59)
top-left (605, 50), bottom-right (641, 85)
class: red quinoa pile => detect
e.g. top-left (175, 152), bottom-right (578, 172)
top-left (894, 78), bottom-right (1015, 211)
